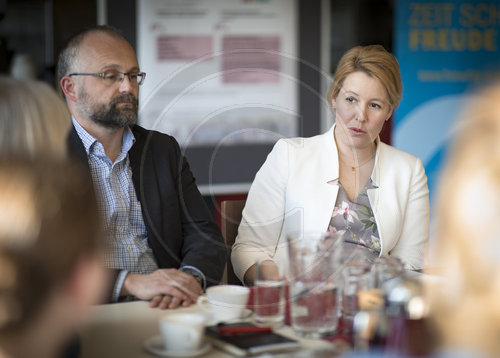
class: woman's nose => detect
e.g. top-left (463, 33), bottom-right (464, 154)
top-left (355, 105), bottom-right (368, 122)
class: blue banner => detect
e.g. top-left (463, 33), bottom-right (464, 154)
top-left (394, 0), bottom-right (500, 203)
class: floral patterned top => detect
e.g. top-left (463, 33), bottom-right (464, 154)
top-left (328, 179), bottom-right (381, 263)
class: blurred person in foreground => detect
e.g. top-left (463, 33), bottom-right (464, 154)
top-left (232, 45), bottom-right (430, 285)
top-left (58, 25), bottom-right (227, 309)
top-left (427, 81), bottom-right (500, 358)
top-left (0, 76), bottom-right (71, 157)
top-left (0, 159), bottom-right (107, 358)
top-left (0, 77), bottom-right (98, 358)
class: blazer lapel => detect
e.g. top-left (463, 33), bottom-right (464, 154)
top-left (67, 125), bottom-right (90, 167)
top-left (311, 181), bottom-right (340, 232)
top-left (308, 125), bottom-right (340, 231)
top-left (367, 139), bottom-right (387, 254)
top-left (128, 127), bottom-right (163, 243)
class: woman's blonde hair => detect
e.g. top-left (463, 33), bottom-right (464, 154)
top-left (0, 77), bottom-right (71, 158)
top-left (327, 45), bottom-right (403, 108)
top-left (0, 159), bottom-right (102, 330)
top-left (430, 82), bottom-right (500, 356)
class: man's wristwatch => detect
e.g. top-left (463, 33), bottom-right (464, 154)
top-left (180, 267), bottom-right (205, 289)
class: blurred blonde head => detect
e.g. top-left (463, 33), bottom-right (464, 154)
top-left (0, 159), bottom-right (106, 358)
top-left (0, 77), bottom-right (70, 158)
top-left (431, 82), bottom-right (500, 357)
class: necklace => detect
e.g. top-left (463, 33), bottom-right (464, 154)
top-left (341, 154), bottom-right (375, 172)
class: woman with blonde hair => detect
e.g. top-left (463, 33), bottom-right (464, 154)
top-left (0, 159), bottom-right (106, 358)
top-left (0, 77), bottom-right (104, 357)
top-left (429, 82), bottom-right (500, 357)
top-left (0, 76), bottom-right (70, 157)
top-left (232, 45), bottom-right (430, 285)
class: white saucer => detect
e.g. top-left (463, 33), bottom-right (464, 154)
top-left (204, 308), bottom-right (253, 326)
top-left (143, 335), bottom-right (212, 357)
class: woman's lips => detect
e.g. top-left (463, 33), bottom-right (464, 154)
top-left (349, 127), bottom-right (366, 136)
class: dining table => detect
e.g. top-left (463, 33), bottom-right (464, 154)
top-left (78, 298), bottom-right (340, 358)
top-left (78, 271), bottom-right (439, 357)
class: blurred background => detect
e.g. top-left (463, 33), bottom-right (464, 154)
top-left (1, 0), bottom-right (499, 242)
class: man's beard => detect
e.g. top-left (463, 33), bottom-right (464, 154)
top-left (78, 91), bottom-right (138, 129)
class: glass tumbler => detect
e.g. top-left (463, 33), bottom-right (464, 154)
top-left (287, 231), bottom-right (343, 338)
top-left (342, 261), bottom-right (372, 324)
top-left (254, 259), bottom-right (286, 326)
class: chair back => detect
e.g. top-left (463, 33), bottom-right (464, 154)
top-left (220, 199), bottom-right (246, 285)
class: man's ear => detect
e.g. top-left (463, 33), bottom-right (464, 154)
top-left (60, 76), bottom-right (78, 102)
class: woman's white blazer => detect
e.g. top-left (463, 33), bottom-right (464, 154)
top-left (231, 125), bottom-right (430, 281)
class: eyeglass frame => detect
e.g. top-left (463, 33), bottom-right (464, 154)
top-left (68, 70), bottom-right (146, 86)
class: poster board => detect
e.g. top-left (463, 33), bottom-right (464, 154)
top-left (394, 0), bottom-right (500, 203)
top-left (137, 0), bottom-right (298, 150)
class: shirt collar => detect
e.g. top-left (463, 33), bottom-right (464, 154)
top-left (72, 117), bottom-right (96, 155)
top-left (121, 125), bottom-right (135, 154)
top-left (71, 117), bottom-right (135, 156)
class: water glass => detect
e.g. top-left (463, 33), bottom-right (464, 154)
top-left (342, 261), bottom-right (372, 322)
top-left (254, 260), bottom-right (285, 326)
top-left (287, 231), bottom-right (343, 338)
top-left (372, 256), bottom-right (405, 288)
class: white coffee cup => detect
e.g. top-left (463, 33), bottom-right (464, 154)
top-left (197, 285), bottom-right (250, 322)
top-left (158, 312), bottom-right (206, 353)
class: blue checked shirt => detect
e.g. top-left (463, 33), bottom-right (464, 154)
top-left (72, 118), bottom-right (157, 301)
top-left (72, 119), bottom-right (206, 301)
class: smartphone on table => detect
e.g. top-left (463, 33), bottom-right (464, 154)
top-left (205, 322), bottom-right (301, 356)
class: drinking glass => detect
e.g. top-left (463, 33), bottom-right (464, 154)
top-left (287, 231), bottom-right (343, 338)
top-left (254, 260), bottom-right (286, 326)
top-left (342, 261), bottom-right (372, 323)
top-left (372, 256), bottom-right (405, 289)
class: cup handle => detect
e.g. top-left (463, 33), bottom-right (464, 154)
top-left (197, 296), bottom-right (210, 312)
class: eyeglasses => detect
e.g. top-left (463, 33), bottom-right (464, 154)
top-left (68, 70), bottom-right (146, 86)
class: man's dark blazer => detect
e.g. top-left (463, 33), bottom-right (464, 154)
top-left (68, 124), bottom-right (228, 300)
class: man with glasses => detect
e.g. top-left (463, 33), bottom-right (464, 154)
top-left (59, 25), bottom-right (227, 309)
